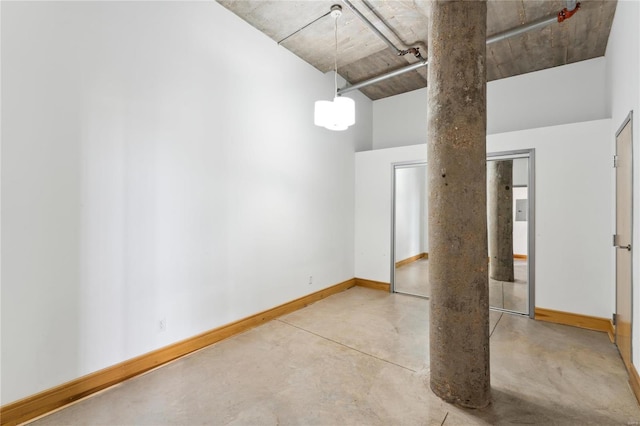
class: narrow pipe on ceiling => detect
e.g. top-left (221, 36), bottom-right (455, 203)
top-left (338, 2), bottom-right (580, 96)
top-left (565, 0), bottom-right (579, 11)
top-left (485, 15), bottom-right (558, 45)
top-left (277, 10), bottom-right (332, 45)
top-left (340, 0), bottom-right (424, 59)
top-left (338, 59), bottom-right (428, 95)
top-left (340, 0), bottom-right (401, 55)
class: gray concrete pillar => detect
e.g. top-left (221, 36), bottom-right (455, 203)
top-left (488, 160), bottom-right (515, 282)
top-left (427, 0), bottom-right (490, 408)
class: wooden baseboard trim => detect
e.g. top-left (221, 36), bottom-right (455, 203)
top-left (354, 278), bottom-right (391, 292)
top-left (395, 252), bottom-right (427, 268)
top-left (0, 279), bottom-right (356, 426)
top-left (630, 363), bottom-right (640, 406)
top-left (513, 254), bottom-right (528, 260)
top-left (607, 320), bottom-right (615, 343)
top-left (534, 307), bottom-right (614, 334)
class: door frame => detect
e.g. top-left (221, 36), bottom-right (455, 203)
top-left (615, 110), bottom-right (634, 366)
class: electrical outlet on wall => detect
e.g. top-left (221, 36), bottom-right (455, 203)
top-left (159, 318), bottom-right (167, 332)
top-left (309, 276), bottom-right (313, 285)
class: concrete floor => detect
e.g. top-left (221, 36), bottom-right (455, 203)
top-left (395, 258), bottom-right (529, 314)
top-left (394, 257), bottom-right (430, 298)
top-left (30, 287), bottom-right (640, 425)
top-left (489, 260), bottom-right (528, 313)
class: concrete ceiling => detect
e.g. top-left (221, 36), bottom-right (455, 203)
top-left (217, 0), bottom-right (617, 100)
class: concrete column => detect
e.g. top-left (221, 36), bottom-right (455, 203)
top-left (488, 160), bottom-right (515, 282)
top-left (427, 0), bottom-right (490, 408)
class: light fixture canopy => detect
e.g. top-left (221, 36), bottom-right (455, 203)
top-left (314, 5), bottom-right (356, 131)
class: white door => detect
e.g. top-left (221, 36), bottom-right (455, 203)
top-left (615, 112), bottom-right (633, 372)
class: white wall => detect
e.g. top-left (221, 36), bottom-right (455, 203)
top-left (372, 57), bottom-right (608, 149)
top-left (605, 0), bottom-right (640, 369)
top-left (487, 58), bottom-right (608, 135)
top-left (355, 119), bottom-right (613, 319)
top-left (0, 0), bottom-right (3, 408)
top-left (0, 1), bottom-right (372, 405)
top-left (513, 187), bottom-right (529, 256)
top-left (373, 89), bottom-right (428, 150)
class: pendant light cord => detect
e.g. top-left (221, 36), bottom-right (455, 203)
top-left (334, 14), bottom-right (338, 98)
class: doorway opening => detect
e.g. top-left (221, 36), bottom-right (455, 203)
top-left (391, 149), bottom-right (535, 318)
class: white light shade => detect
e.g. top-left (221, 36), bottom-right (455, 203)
top-left (333, 96), bottom-right (355, 126)
top-left (314, 96), bottom-right (356, 131)
top-left (314, 100), bottom-right (332, 127)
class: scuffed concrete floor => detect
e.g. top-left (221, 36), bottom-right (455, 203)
top-left (30, 287), bottom-right (640, 425)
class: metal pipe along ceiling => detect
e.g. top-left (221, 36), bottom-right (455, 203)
top-left (338, 59), bottom-right (428, 95)
top-left (340, 0), bottom-right (402, 55)
top-left (485, 14), bottom-right (559, 45)
top-left (565, 0), bottom-right (579, 11)
top-left (341, 0), bottom-right (424, 60)
top-left (337, 4), bottom-right (580, 96)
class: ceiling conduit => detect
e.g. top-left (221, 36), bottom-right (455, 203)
top-left (341, 0), bottom-right (425, 59)
top-left (341, 0), bottom-right (402, 55)
top-left (337, 2), bottom-right (580, 96)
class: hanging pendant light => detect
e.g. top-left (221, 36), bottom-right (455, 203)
top-left (314, 5), bottom-right (356, 131)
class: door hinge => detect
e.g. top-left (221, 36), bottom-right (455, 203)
top-left (613, 155), bottom-right (619, 168)
top-left (612, 313), bottom-right (617, 325)
top-left (613, 234), bottom-right (617, 246)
